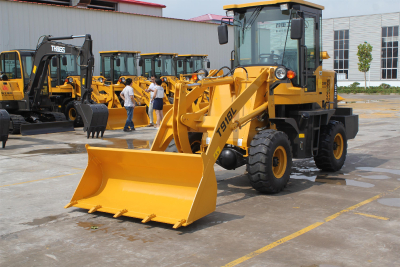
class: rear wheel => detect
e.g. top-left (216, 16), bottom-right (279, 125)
top-left (247, 129), bottom-right (292, 193)
top-left (314, 121), bottom-right (347, 172)
top-left (166, 132), bottom-right (203, 153)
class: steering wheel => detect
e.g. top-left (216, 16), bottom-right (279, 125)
top-left (259, 53), bottom-right (282, 64)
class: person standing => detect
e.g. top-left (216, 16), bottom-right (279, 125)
top-left (120, 78), bottom-right (135, 132)
top-left (152, 78), bottom-right (165, 128)
top-left (145, 76), bottom-right (156, 127)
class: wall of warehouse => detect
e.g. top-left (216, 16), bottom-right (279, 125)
top-left (0, 0), bottom-right (234, 75)
top-left (117, 3), bottom-right (163, 17)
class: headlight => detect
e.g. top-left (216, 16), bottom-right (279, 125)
top-left (275, 67), bottom-right (287, 80)
top-left (98, 77), bottom-right (104, 83)
top-left (120, 77), bottom-right (126, 83)
top-left (68, 77), bottom-right (73, 83)
top-left (163, 77), bottom-right (167, 82)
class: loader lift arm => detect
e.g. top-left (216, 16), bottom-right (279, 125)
top-left (27, 34), bottom-right (108, 138)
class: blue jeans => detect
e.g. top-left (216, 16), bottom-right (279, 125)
top-left (124, 106), bottom-right (135, 130)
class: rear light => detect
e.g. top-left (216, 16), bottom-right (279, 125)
top-left (287, 70), bottom-right (296, 79)
top-left (192, 74), bottom-right (198, 81)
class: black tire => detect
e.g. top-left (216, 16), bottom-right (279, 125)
top-left (166, 132), bottom-right (203, 153)
top-left (65, 101), bottom-right (83, 127)
top-left (314, 121), bottom-right (347, 172)
top-left (247, 129), bottom-right (292, 193)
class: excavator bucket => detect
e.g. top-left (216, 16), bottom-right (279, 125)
top-left (76, 103), bottom-right (109, 138)
top-left (106, 106), bottom-right (149, 130)
top-left (65, 145), bottom-right (217, 228)
top-left (0, 109), bottom-right (10, 148)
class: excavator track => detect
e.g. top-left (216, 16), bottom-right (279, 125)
top-left (9, 114), bottom-right (27, 134)
top-left (20, 112), bottom-right (74, 136)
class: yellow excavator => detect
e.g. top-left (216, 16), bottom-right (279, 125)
top-left (66, 0), bottom-right (358, 228)
top-left (0, 35), bottom-right (108, 138)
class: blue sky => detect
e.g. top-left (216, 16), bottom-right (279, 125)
top-left (149, 0), bottom-right (400, 20)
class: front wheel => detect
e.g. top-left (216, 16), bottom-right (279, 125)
top-left (314, 121), bottom-right (347, 172)
top-left (65, 101), bottom-right (83, 127)
top-left (247, 129), bottom-right (292, 193)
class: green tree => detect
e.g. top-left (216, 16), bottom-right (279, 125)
top-left (357, 42), bottom-right (373, 90)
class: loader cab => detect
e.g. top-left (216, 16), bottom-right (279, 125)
top-left (222, 0), bottom-right (323, 90)
top-left (140, 53), bottom-right (178, 79)
top-left (48, 54), bottom-right (81, 88)
top-left (175, 55), bottom-right (210, 79)
top-left (0, 50), bottom-right (35, 92)
top-left (99, 51), bottom-right (140, 85)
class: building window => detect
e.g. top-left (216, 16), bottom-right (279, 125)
top-left (334, 30), bottom-right (349, 79)
top-left (382, 26), bottom-right (399, 79)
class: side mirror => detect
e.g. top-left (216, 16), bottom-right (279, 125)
top-left (189, 60), bottom-right (193, 68)
top-left (291, 18), bottom-right (304, 40)
top-left (51, 57), bottom-right (58, 67)
top-left (139, 58), bottom-right (143, 67)
top-left (218, 24), bottom-right (229, 45)
top-left (116, 58), bottom-right (121, 67)
top-left (178, 60), bottom-right (183, 68)
top-left (207, 61), bottom-right (210, 68)
top-left (158, 60), bottom-right (161, 68)
top-left (62, 56), bottom-right (67, 66)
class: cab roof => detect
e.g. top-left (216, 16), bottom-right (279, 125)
top-left (178, 54), bottom-right (208, 57)
top-left (100, 51), bottom-right (141, 54)
top-left (224, 0), bottom-right (324, 10)
top-left (141, 53), bottom-right (178, 56)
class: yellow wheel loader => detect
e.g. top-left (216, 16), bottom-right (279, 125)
top-left (95, 51), bottom-right (171, 129)
top-left (0, 35), bottom-right (108, 138)
top-left (46, 54), bottom-right (116, 127)
top-left (66, 0), bottom-right (358, 228)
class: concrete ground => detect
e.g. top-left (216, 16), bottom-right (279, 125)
top-left (1, 94), bottom-right (399, 267)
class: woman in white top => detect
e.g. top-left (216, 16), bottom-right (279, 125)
top-left (152, 78), bottom-right (165, 128)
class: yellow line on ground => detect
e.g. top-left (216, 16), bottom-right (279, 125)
top-left (0, 172), bottom-right (82, 188)
top-left (354, 212), bottom-right (389, 221)
top-left (221, 186), bottom-right (400, 267)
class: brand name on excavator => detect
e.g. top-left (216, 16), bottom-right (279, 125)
top-left (51, 45), bottom-right (65, 53)
top-left (216, 108), bottom-right (237, 137)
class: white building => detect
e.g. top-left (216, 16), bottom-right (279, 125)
top-left (323, 12), bottom-right (399, 86)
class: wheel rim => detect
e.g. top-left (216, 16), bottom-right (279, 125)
top-left (68, 107), bottom-right (77, 121)
top-left (333, 133), bottom-right (344, 160)
top-left (272, 146), bottom-right (287, 179)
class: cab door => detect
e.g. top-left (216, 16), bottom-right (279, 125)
top-left (303, 12), bottom-right (320, 92)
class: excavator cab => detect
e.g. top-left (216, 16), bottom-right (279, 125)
top-left (66, 1), bottom-right (358, 228)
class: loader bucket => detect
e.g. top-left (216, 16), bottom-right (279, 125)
top-left (76, 103), bottom-right (109, 138)
top-left (65, 146), bottom-right (217, 228)
top-left (20, 121), bottom-right (74, 136)
top-left (106, 106), bottom-right (149, 130)
top-left (0, 109), bottom-right (10, 148)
